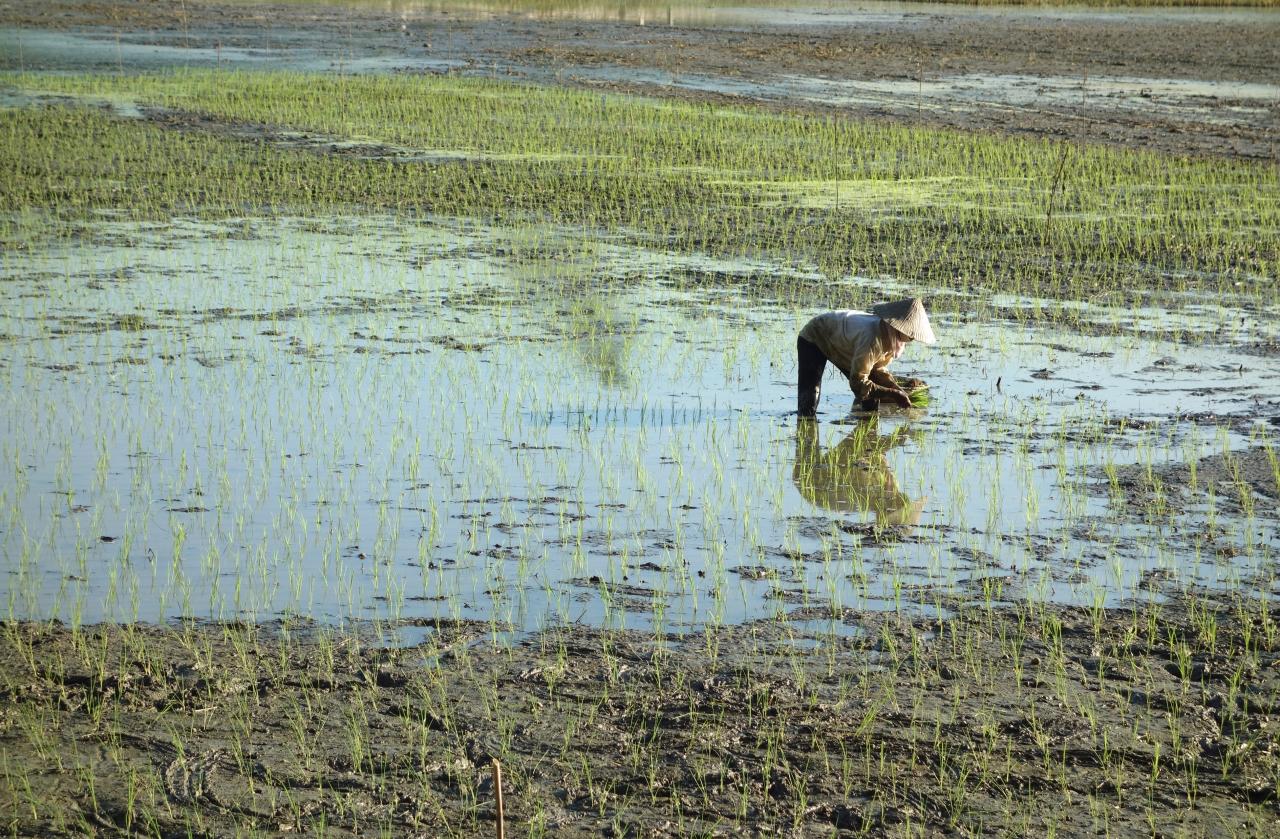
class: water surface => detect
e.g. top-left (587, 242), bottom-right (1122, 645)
top-left (2, 216), bottom-right (1275, 633)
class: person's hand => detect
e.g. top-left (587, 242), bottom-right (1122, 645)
top-left (889, 389), bottom-right (913, 409)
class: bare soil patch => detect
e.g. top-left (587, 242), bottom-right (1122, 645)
top-left (3, 596), bottom-right (1278, 836)
top-left (1110, 442), bottom-right (1280, 517)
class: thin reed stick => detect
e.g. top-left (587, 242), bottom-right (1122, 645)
top-left (492, 759), bottom-right (505, 839)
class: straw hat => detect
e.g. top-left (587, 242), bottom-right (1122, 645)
top-left (871, 298), bottom-right (935, 344)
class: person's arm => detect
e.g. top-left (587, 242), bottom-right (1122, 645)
top-left (873, 367), bottom-right (929, 400)
top-left (869, 367), bottom-right (899, 390)
top-left (850, 358), bottom-right (911, 408)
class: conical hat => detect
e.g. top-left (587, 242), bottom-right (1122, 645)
top-left (871, 298), bottom-right (935, 344)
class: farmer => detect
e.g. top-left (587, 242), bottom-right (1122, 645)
top-left (792, 417), bottom-right (926, 526)
top-left (796, 297), bottom-right (935, 417)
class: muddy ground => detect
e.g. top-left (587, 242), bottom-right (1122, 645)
top-left (1111, 442), bottom-right (1280, 518)
top-left (1, 1), bottom-right (1277, 160)
top-left (3, 594), bottom-right (1278, 837)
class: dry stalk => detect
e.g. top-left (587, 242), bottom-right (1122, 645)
top-left (492, 759), bottom-right (505, 839)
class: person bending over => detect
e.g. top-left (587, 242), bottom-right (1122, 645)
top-left (796, 297), bottom-right (935, 417)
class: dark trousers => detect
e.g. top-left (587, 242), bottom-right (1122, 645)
top-left (797, 336), bottom-right (829, 417)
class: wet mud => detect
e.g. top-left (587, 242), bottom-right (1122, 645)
top-left (2, 1), bottom-right (1277, 159)
top-left (3, 594), bottom-right (1278, 837)
top-left (1109, 443), bottom-right (1280, 518)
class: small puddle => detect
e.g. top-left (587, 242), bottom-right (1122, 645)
top-left (0, 88), bottom-right (147, 118)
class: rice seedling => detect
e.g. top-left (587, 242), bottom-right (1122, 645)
top-left (2, 68), bottom-right (1277, 325)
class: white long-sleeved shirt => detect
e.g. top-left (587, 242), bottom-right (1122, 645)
top-left (798, 310), bottom-right (902, 401)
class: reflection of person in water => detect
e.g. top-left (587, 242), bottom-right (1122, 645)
top-left (792, 417), bottom-right (926, 526)
top-left (797, 297), bottom-right (934, 417)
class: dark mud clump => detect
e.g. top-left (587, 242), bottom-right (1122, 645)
top-left (3, 595), bottom-right (1278, 837)
top-left (1107, 443), bottom-right (1280, 517)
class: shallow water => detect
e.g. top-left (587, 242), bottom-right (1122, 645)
top-left (1, 216), bottom-right (1276, 633)
top-left (0, 28), bottom-right (466, 74)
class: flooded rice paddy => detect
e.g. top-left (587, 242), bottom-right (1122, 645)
top-left (2, 4), bottom-right (1279, 835)
top-left (3, 216), bottom-right (1277, 635)
top-left (3, 211), bottom-right (1278, 837)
